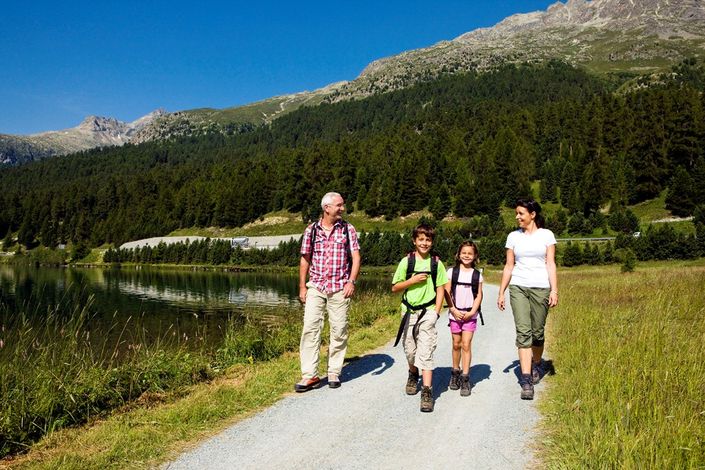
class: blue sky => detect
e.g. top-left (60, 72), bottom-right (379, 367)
top-left (0, 1), bottom-right (557, 135)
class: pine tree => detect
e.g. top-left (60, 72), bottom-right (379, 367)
top-left (39, 219), bottom-right (58, 249)
top-left (562, 242), bottom-right (583, 267)
top-left (2, 228), bottom-right (13, 251)
top-left (621, 249), bottom-right (636, 273)
top-left (429, 183), bottom-right (451, 220)
top-left (453, 166), bottom-right (476, 217)
top-left (17, 214), bottom-right (36, 249)
top-left (665, 166), bottom-right (695, 217)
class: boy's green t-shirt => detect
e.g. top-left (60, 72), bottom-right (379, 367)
top-left (392, 255), bottom-right (448, 313)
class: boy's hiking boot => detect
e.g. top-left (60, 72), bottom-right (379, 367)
top-left (420, 386), bottom-right (434, 412)
top-left (406, 370), bottom-right (420, 395)
top-left (460, 374), bottom-right (471, 397)
top-left (520, 374), bottom-right (534, 400)
top-left (294, 376), bottom-right (321, 393)
top-left (449, 368), bottom-right (461, 390)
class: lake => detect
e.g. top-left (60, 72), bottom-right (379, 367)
top-left (0, 264), bottom-right (388, 350)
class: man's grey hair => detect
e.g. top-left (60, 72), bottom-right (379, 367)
top-left (321, 192), bottom-right (342, 210)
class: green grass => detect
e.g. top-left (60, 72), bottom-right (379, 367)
top-left (79, 248), bottom-right (105, 264)
top-left (539, 262), bottom-right (705, 467)
top-left (0, 299), bottom-right (215, 458)
top-left (630, 191), bottom-right (671, 222)
top-left (2, 291), bottom-right (399, 469)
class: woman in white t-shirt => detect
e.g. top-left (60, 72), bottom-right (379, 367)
top-left (497, 199), bottom-right (558, 401)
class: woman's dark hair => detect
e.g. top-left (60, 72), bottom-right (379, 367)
top-left (455, 240), bottom-right (479, 268)
top-left (515, 198), bottom-right (545, 228)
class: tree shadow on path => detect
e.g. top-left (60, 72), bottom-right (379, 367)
top-left (339, 354), bottom-right (395, 383)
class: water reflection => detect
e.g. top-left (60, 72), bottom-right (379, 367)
top-left (0, 265), bottom-right (387, 346)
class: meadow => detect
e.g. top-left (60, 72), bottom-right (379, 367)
top-left (538, 262), bottom-right (705, 468)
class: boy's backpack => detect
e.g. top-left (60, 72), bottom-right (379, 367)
top-left (305, 220), bottom-right (353, 271)
top-left (405, 251), bottom-right (439, 292)
top-left (450, 265), bottom-right (484, 325)
top-left (393, 252), bottom-right (439, 347)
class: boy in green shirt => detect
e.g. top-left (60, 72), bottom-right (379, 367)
top-left (392, 223), bottom-right (449, 412)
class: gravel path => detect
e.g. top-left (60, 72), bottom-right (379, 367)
top-left (165, 284), bottom-right (542, 469)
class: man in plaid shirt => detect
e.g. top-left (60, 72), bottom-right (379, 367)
top-left (295, 192), bottom-right (361, 392)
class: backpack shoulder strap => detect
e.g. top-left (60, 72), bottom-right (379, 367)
top-left (405, 252), bottom-right (416, 280)
top-left (451, 265), bottom-right (460, 302)
top-left (430, 255), bottom-right (439, 292)
top-left (471, 269), bottom-right (480, 297)
top-left (342, 220), bottom-right (352, 270)
top-left (472, 268), bottom-right (482, 314)
top-left (306, 222), bottom-right (318, 256)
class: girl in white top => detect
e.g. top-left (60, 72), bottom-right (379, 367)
top-left (497, 199), bottom-right (558, 400)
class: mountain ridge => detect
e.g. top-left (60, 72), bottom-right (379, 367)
top-left (3, 0), bottom-right (704, 166)
top-left (1, 110), bottom-right (166, 166)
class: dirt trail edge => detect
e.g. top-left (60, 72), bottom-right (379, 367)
top-left (165, 284), bottom-right (542, 470)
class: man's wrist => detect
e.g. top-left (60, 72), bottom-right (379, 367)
top-left (346, 279), bottom-right (357, 285)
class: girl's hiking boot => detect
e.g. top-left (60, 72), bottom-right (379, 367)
top-left (519, 374), bottom-right (534, 400)
top-left (406, 370), bottom-right (420, 395)
top-left (294, 376), bottom-right (321, 393)
top-left (449, 368), bottom-right (461, 390)
top-left (460, 374), bottom-right (471, 397)
top-left (420, 386), bottom-right (434, 412)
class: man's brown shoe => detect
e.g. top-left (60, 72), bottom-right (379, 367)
top-left (328, 374), bottom-right (341, 389)
top-left (294, 376), bottom-right (321, 393)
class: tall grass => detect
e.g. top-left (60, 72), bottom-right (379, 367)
top-left (0, 289), bottom-right (398, 460)
top-left (540, 264), bottom-right (705, 468)
top-left (0, 298), bottom-right (213, 457)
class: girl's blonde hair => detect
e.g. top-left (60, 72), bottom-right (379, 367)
top-left (455, 240), bottom-right (479, 268)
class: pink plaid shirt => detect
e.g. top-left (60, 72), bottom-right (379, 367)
top-left (301, 220), bottom-right (360, 294)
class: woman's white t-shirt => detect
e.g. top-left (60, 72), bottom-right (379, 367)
top-left (505, 228), bottom-right (556, 288)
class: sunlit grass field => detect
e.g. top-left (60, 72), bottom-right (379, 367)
top-left (539, 262), bottom-right (705, 468)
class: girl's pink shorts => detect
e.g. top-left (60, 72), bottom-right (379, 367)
top-left (449, 315), bottom-right (478, 334)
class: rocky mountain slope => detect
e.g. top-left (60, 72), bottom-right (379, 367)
top-left (329, 0), bottom-right (705, 100)
top-left (3, 0), bottom-right (704, 165)
top-left (0, 110), bottom-right (165, 166)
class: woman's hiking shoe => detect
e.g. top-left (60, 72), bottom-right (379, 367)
top-left (520, 374), bottom-right (534, 400)
top-left (531, 360), bottom-right (544, 385)
top-left (460, 374), bottom-right (471, 397)
top-left (420, 386), bottom-right (434, 412)
top-left (294, 376), bottom-right (321, 393)
top-left (449, 368), bottom-right (461, 390)
top-left (406, 370), bottom-right (420, 395)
